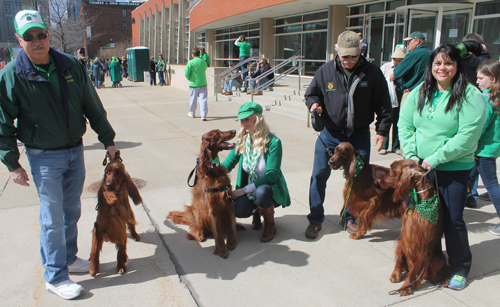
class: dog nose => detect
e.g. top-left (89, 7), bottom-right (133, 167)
top-left (106, 182), bottom-right (113, 189)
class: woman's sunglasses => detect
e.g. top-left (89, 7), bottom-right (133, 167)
top-left (22, 33), bottom-right (48, 42)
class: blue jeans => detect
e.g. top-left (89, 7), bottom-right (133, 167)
top-left (428, 169), bottom-right (472, 277)
top-left (26, 145), bottom-right (86, 285)
top-left (244, 76), bottom-right (256, 91)
top-left (239, 56), bottom-right (250, 81)
top-left (308, 127), bottom-right (371, 225)
top-left (149, 71), bottom-right (156, 85)
top-left (158, 71), bottom-right (165, 84)
top-left (234, 185), bottom-right (274, 218)
top-left (93, 73), bottom-right (101, 89)
top-left (224, 80), bottom-right (241, 93)
top-left (468, 157), bottom-right (500, 216)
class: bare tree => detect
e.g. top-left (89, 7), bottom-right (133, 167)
top-left (48, 0), bottom-right (101, 55)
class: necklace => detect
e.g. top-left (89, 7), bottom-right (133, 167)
top-left (427, 92), bottom-right (443, 120)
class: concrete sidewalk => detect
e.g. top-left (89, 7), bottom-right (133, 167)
top-left (1, 79), bottom-right (499, 306)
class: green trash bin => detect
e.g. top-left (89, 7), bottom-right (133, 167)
top-left (126, 47), bottom-right (149, 82)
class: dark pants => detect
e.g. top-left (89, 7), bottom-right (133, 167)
top-left (383, 106), bottom-right (400, 151)
top-left (158, 71), bottom-right (165, 84)
top-left (149, 71), bottom-right (156, 85)
top-left (234, 185), bottom-right (274, 218)
top-left (239, 56), bottom-right (250, 83)
top-left (429, 169), bottom-right (472, 277)
top-left (468, 157), bottom-right (500, 216)
top-left (308, 127), bottom-right (371, 225)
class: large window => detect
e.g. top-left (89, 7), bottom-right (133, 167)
top-left (214, 23), bottom-right (260, 67)
top-left (474, 17), bottom-right (500, 61)
top-left (274, 10), bottom-right (328, 75)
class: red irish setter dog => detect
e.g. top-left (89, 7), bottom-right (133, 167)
top-left (328, 142), bottom-right (404, 239)
top-left (167, 129), bottom-right (238, 259)
top-left (384, 159), bottom-right (448, 296)
top-left (89, 151), bottom-right (143, 276)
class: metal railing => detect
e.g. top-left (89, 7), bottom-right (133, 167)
top-left (247, 55), bottom-right (304, 102)
top-left (212, 56), bottom-right (260, 102)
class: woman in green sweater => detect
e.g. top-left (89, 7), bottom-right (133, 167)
top-left (221, 102), bottom-right (290, 243)
top-left (398, 44), bottom-right (486, 291)
top-left (467, 59), bottom-right (500, 235)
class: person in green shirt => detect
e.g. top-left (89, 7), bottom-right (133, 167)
top-left (199, 47), bottom-right (210, 67)
top-left (398, 44), bottom-right (486, 291)
top-left (221, 102), bottom-right (290, 243)
top-left (185, 48), bottom-right (208, 120)
top-left (109, 56), bottom-right (122, 87)
top-left (157, 54), bottom-right (166, 86)
top-left (466, 59), bottom-right (500, 235)
top-left (234, 35), bottom-right (252, 92)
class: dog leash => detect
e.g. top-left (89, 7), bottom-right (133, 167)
top-left (102, 150), bottom-right (122, 166)
top-left (187, 158), bottom-right (199, 187)
top-left (388, 171), bottom-right (442, 296)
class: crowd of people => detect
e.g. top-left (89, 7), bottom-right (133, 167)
top-left (1, 8), bottom-right (500, 301)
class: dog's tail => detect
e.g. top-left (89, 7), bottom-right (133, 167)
top-left (166, 211), bottom-right (193, 226)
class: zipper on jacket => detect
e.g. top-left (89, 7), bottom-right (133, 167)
top-left (31, 124), bottom-right (39, 143)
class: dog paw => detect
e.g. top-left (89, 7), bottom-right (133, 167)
top-left (219, 250), bottom-right (229, 259)
top-left (117, 266), bottom-right (127, 275)
top-left (132, 233), bottom-right (140, 241)
top-left (441, 278), bottom-right (450, 287)
top-left (390, 273), bottom-right (402, 283)
top-left (89, 269), bottom-right (98, 277)
top-left (399, 288), bottom-right (413, 296)
top-left (349, 233), bottom-right (362, 240)
top-left (227, 241), bottom-right (237, 251)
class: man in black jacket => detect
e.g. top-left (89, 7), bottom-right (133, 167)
top-left (248, 58), bottom-right (274, 95)
top-left (304, 30), bottom-right (392, 239)
top-left (457, 33), bottom-right (490, 88)
top-left (149, 56), bottom-right (157, 86)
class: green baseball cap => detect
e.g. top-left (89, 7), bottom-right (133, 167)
top-left (14, 10), bottom-right (47, 36)
top-left (403, 31), bottom-right (425, 41)
top-left (236, 102), bottom-right (263, 121)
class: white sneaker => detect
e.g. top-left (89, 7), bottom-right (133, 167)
top-left (68, 257), bottom-right (90, 273)
top-left (46, 279), bottom-right (83, 300)
top-left (201, 117), bottom-right (207, 121)
top-left (188, 112), bottom-right (194, 118)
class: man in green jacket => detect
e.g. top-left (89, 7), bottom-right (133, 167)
top-left (0, 10), bottom-right (117, 300)
top-left (185, 48), bottom-right (208, 120)
top-left (394, 31), bottom-right (432, 106)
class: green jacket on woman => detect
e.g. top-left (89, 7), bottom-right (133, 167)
top-left (221, 133), bottom-right (291, 208)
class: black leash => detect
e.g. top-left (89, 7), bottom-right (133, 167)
top-left (187, 158), bottom-right (199, 187)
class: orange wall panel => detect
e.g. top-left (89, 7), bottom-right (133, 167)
top-left (190, 0), bottom-right (296, 30)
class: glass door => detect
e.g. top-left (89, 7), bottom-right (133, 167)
top-left (440, 11), bottom-right (470, 45)
top-left (409, 9), bottom-right (437, 50)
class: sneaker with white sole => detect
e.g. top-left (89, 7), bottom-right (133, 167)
top-left (46, 279), bottom-right (83, 300)
top-left (489, 223), bottom-right (500, 236)
top-left (188, 112), bottom-right (194, 118)
top-left (68, 257), bottom-right (90, 273)
top-left (448, 275), bottom-right (466, 290)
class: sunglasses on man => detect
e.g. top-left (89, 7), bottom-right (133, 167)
top-left (22, 32), bottom-right (48, 42)
top-left (340, 54), bottom-right (359, 59)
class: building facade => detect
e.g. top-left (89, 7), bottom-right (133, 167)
top-left (132, 0), bottom-right (500, 75)
top-left (82, 0), bottom-right (142, 58)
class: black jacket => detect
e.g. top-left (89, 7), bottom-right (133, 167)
top-left (251, 63), bottom-right (274, 80)
top-left (305, 56), bottom-right (392, 135)
top-left (460, 40), bottom-right (491, 87)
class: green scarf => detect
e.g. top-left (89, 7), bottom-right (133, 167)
top-left (408, 189), bottom-right (439, 225)
top-left (342, 155), bottom-right (365, 179)
top-left (242, 135), bottom-right (261, 200)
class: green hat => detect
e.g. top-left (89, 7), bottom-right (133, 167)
top-left (14, 10), bottom-right (47, 36)
top-left (403, 31), bottom-right (425, 41)
top-left (236, 102), bottom-right (263, 121)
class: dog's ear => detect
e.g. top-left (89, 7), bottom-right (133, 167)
top-left (125, 172), bottom-right (143, 205)
top-left (199, 141), bottom-right (212, 174)
top-left (379, 160), bottom-right (402, 189)
top-left (393, 166), bottom-right (413, 202)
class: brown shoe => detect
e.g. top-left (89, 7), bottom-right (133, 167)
top-left (260, 207), bottom-right (276, 243)
top-left (252, 210), bottom-right (262, 230)
top-left (225, 92), bottom-right (233, 96)
top-left (346, 221), bottom-right (358, 234)
top-left (305, 223), bottom-right (322, 239)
